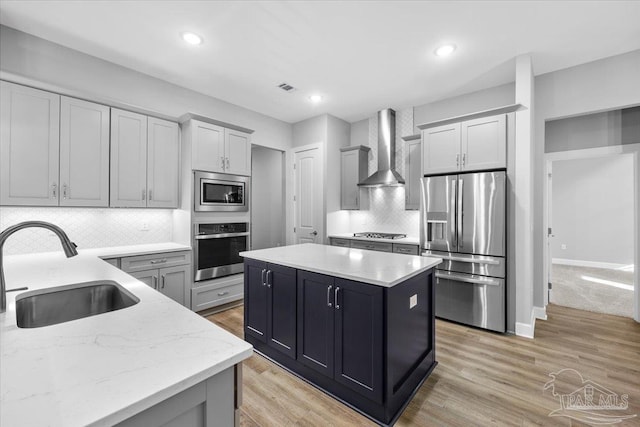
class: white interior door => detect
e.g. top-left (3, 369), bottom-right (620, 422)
top-left (294, 145), bottom-right (323, 244)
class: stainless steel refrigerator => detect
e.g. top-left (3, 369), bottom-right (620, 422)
top-left (420, 171), bottom-right (506, 332)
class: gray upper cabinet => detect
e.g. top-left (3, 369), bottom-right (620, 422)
top-left (422, 113), bottom-right (507, 175)
top-left (190, 119), bottom-right (251, 176)
top-left (461, 114), bottom-right (507, 171)
top-left (59, 96), bottom-right (110, 207)
top-left (404, 136), bottom-right (422, 210)
top-left (110, 108), bottom-right (148, 207)
top-left (340, 145), bottom-right (370, 210)
top-left (0, 81), bottom-right (60, 206)
top-left (147, 117), bottom-right (180, 208)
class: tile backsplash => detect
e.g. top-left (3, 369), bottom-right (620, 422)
top-left (0, 207), bottom-right (174, 255)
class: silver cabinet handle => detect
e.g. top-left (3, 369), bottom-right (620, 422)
top-left (435, 271), bottom-right (501, 287)
top-left (226, 157), bottom-right (230, 170)
top-left (218, 291), bottom-right (229, 296)
top-left (62, 184), bottom-right (68, 200)
top-left (142, 189), bottom-right (146, 201)
top-left (261, 268), bottom-right (266, 286)
top-left (462, 153), bottom-right (466, 167)
top-left (221, 156), bottom-right (225, 170)
top-left (327, 285), bottom-right (333, 307)
top-left (161, 274), bottom-right (166, 289)
top-left (148, 189), bottom-right (152, 201)
top-left (335, 287), bottom-right (340, 310)
top-left (456, 154), bottom-right (460, 167)
top-left (150, 259), bottom-right (167, 264)
top-left (52, 183), bottom-right (57, 199)
top-left (152, 275), bottom-right (157, 289)
top-left (266, 270), bottom-right (272, 288)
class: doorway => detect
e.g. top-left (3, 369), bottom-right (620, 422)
top-left (251, 145), bottom-right (285, 250)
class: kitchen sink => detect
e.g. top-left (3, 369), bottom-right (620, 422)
top-left (15, 280), bottom-right (139, 328)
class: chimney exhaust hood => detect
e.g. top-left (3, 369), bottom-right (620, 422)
top-left (358, 108), bottom-right (405, 187)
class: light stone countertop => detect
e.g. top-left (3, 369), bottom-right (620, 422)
top-left (328, 233), bottom-right (420, 245)
top-left (240, 243), bottom-right (441, 287)
top-left (0, 248), bottom-right (252, 427)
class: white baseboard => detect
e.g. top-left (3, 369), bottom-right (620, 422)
top-left (515, 309), bottom-right (536, 339)
top-left (552, 258), bottom-right (628, 270)
top-left (533, 305), bottom-right (547, 321)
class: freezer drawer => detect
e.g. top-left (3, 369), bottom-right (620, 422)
top-left (423, 250), bottom-right (505, 278)
top-left (434, 270), bottom-right (505, 332)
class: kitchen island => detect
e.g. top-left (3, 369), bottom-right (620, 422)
top-left (0, 250), bottom-right (253, 427)
top-left (240, 243), bottom-right (441, 426)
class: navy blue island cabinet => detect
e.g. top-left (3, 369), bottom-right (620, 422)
top-left (243, 257), bottom-right (436, 426)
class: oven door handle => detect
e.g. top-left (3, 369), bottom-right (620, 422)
top-left (195, 232), bottom-right (250, 240)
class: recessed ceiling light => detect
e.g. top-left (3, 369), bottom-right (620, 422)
top-left (309, 94), bottom-right (323, 103)
top-left (181, 32), bottom-right (203, 45)
top-left (434, 44), bottom-right (456, 57)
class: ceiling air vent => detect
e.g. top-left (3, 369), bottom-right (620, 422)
top-left (277, 83), bottom-right (296, 92)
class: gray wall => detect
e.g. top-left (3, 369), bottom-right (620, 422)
top-left (552, 155), bottom-right (634, 265)
top-left (349, 118), bottom-right (368, 146)
top-left (0, 25), bottom-right (292, 152)
top-left (251, 145), bottom-right (285, 250)
top-left (413, 82), bottom-right (515, 133)
top-left (533, 49), bottom-right (640, 307)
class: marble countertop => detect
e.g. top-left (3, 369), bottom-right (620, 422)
top-left (328, 233), bottom-right (420, 245)
top-left (240, 243), bottom-right (441, 287)
top-left (0, 249), bottom-right (252, 427)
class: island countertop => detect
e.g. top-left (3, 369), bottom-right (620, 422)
top-left (0, 251), bottom-right (253, 427)
top-left (240, 243), bottom-right (441, 287)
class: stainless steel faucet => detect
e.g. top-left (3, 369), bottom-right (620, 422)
top-left (0, 221), bottom-right (78, 313)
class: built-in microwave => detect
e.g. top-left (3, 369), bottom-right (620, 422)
top-left (194, 171), bottom-right (249, 212)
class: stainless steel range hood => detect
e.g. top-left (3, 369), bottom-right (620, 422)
top-left (358, 108), bottom-right (405, 187)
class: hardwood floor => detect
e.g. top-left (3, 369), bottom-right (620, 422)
top-left (206, 304), bottom-right (640, 426)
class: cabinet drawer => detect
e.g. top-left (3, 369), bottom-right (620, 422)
top-left (329, 238), bottom-right (351, 248)
top-left (192, 275), bottom-right (244, 312)
top-left (350, 240), bottom-right (392, 252)
top-left (392, 244), bottom-right (419, 255)
top-left (121, 250), bottom-right (191, 273)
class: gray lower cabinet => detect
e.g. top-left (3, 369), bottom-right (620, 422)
top-left (329, 238), bottom-right (419, 255)
top-left (191, 274), bottom-right (244, 312)
top-left (118, 250), bottom-right (192, 307)
top-left (116, 365), bottom-right (239, 427)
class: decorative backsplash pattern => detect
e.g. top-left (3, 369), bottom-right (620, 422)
top-left (0, 207), bottom-right (174, 255)
top-left (346, 107), bottom-right (420, 236)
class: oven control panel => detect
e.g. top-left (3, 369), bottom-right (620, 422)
top-left (197, 222), bottom-right (248, 235)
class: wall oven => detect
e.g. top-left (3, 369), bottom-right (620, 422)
top-left (194, 222), bottom-right (250, 282)
top-left (194, 171), bottom-right (249, 212)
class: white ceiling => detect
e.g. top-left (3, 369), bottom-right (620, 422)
top-left (1, 1), bottom-right (639, 123)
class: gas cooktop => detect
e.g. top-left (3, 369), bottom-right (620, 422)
top-left (353, 232), bottom-right (407, 240)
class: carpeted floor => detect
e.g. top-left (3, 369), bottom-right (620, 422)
top-left (551, 263), bottom-right (635, 318)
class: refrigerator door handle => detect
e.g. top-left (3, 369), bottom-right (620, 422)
top-left (457, 178), bottom-right (464, 249)
top-left (450, 178), bottom-right (457, 247)
top-left (435, 271), bottom-right (501, 287)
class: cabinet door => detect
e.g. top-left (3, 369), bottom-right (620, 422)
top-left (404, 139), bottom-right (422, 210)
top-left (130, 269), bottom-right (159, 290)
top-left (147, 118), bottom-right (180, 208)
top-left (461, 114), bottom-right (506, 171)
top-left (422, 123), bottom-right (460, 175)
top-left (334, 278), bottom-right (383, 403)
top-left (244, 259), bottom-right (268, 343)
top-left (297, 271), bottom-right (334, 378)
top-left (159, 265), bottom-right (188, 306)
top-left (110, 108), bottom-right (148, 207)
top-left (0, 81), bottom-right (60, 206)
top-left (192, 121), bottom-right (225, 173)
top-left (267, 263), bottom-right (297, 359)
top-left (59, 96), bottom-right (110, 207)
top-left (224, 129), bottom-right (251, 176)
top-left (340, 149), bottom-right (360, 210)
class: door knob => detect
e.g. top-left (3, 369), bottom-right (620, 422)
top-left (310, 231), bottom-right (318, 236)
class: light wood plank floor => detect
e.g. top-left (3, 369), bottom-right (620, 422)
top-left (206, 304), bottom-right (640, 426)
